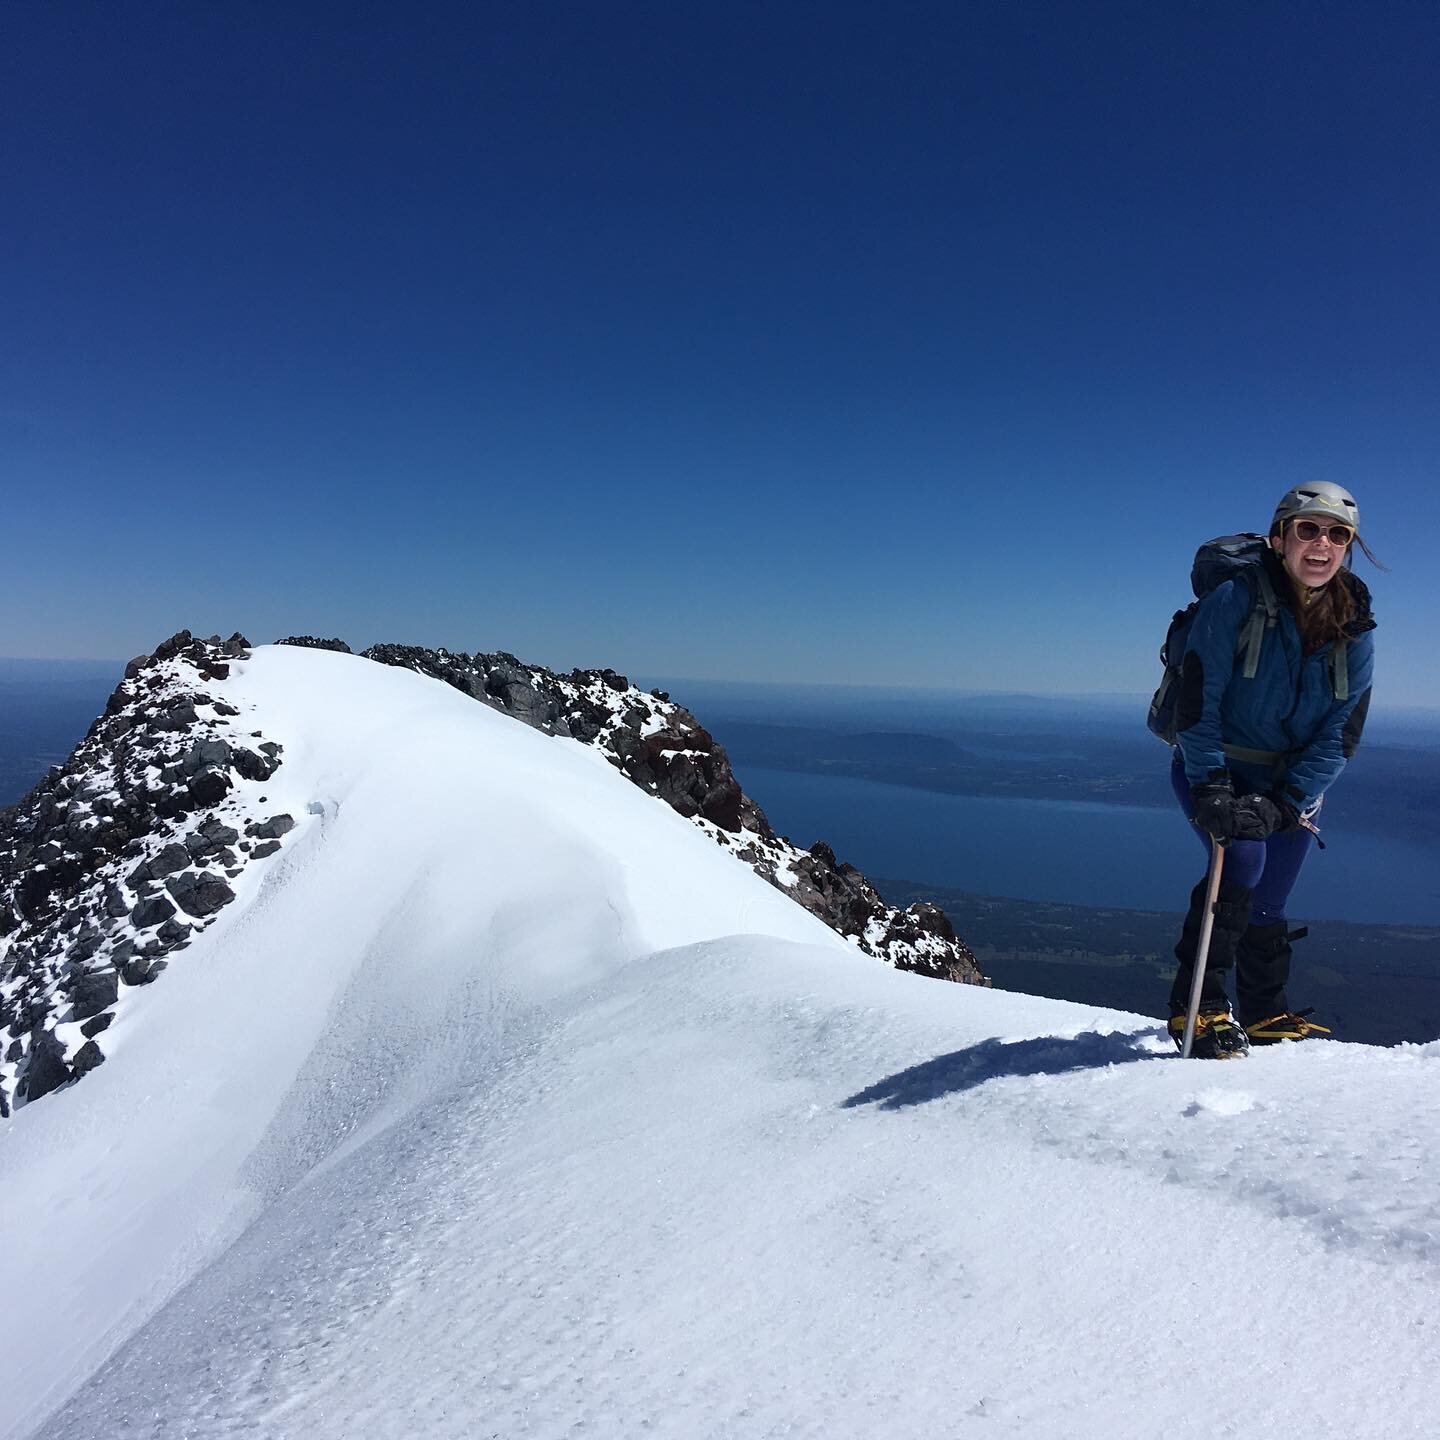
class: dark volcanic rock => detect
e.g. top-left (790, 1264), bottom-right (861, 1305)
top-left (130, 893), bottom-right (177, 929)
top-left (185, 819), bottom-right (240, 859)
top-left (70, 968), bottom-right (120, 1021)
top-left (245, 814), bottom-right (295, 841)
top-left (276, 636), bottom-right (352, 652)
top-left (69, 927), bottom-right (103, 962)
top-left (120, 954), bottom-right (166, 987)
top-left (22, 1028), bottom-right (71, 1103)
top-left (187, 767), bottom-right (233, 807)
top-left (166, 870), bottom-right (234, 918)
top-left (183, 738), bottom-right (234, 776)
top-left (231, 747), bottom-right (280, 782)
top-left (0, 629), bottom-right (296, 1115)
top-left (71, 1040), bottom-right (106, 1076)
top-left (148, 843), bottom-right (192, 879)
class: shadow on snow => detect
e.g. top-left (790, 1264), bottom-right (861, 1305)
top-left (842, 1027), bottom-right (1162, 1110)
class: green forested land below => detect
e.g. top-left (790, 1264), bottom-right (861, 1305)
top-left (878, 878), bottom-right (1440, 1049)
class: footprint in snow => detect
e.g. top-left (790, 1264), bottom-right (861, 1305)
top-left (1183, 1088), bottom-right (1260, 1118)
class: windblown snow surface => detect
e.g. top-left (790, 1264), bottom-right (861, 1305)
top-left (2, 646), bottom-right (1437, 1440)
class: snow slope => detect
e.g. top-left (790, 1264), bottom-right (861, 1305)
top-left (3, 645), bottom-right (1437, 1440)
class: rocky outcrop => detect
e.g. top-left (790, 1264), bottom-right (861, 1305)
top-left (350, 644), bottom-right (985, 987)
top-left (275, 636), bottom-right (352, 653)
top-left (0, 632), bottom-right (299, 1114)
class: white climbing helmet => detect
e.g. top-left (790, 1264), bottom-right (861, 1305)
top-left (1271, 480), bottom-right (1360, 536)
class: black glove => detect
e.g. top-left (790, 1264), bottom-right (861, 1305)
top-left (1191, 782), bottom-right (1280, 842)
top-left (1234, 793), bottom-right (1283, 839)
top-left (1191, 780), bottom-right (1242, 841)
top-left (1267, 793), bottom-right (1303, 833)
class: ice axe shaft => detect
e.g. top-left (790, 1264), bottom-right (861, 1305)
top-left (1180, 841), bottom-right (1226, 1059)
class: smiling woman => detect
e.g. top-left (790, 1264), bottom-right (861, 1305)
top-left (1167, 480), bottom-right (1379, 1056)
top-left (1267, 484), bottom-right (1382, 664)
top-left (1275, 514), bottom-right (1353, 587)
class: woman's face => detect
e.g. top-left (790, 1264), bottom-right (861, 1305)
top-left (1271, 517), bottom-right (1350, 590)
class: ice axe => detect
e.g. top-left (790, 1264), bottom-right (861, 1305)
top-left (1179, 840), bottom-right (1226, 1059)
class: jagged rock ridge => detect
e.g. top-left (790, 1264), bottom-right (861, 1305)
top-left (350, 643), bottom-right (984, 989)
top-left (0, 633), bottom-right (298, 1114)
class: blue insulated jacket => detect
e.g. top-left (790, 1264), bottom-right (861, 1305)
top-left (1175, 555), bottom-right (1376, 811)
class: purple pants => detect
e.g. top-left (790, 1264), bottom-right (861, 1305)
top-left (1170, 759), bottom-right (1314, 925)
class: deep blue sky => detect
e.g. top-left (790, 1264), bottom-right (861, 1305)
top-left (4, 2), bottom-right (1438, 703)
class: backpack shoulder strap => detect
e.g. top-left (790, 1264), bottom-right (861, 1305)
top-left (1332, 639), bottom-right (1349, 701)
top-left (1237, 564), bottom-right (1278, 679)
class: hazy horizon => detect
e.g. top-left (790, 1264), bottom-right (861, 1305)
top-left (6, 654), bottom-right (1439, 729)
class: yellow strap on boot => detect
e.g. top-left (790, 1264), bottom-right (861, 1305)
top-left (1246, 1012), bottom-right (1332, 1041)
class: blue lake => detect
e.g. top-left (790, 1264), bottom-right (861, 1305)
top-left (737, 767), bottom-right (1440, 927)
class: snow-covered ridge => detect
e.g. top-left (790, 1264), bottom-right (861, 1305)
top-left (2, 641), bottom-right (1438, 1440)
top-left (347, 639), bottom-right (983, 986)
top-left (1, 631), bottom-right (980, 1117)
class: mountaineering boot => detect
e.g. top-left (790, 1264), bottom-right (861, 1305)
top-left (1168, 875), bottom-right (1255, 1015)
top-left (1168, 1003), bottom-right (1250, 1059)
top-left (1167, 873), bottom-right (1254, 1058)
top-left (1245, 1009), bottom-right (1333, 1045)
top-left (1235, 921), bottom-right (1309, 1030)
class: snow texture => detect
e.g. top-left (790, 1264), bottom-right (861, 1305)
top-left (356, 642), bottom-right (983, 983)
top-left (2, 644), bottom-right (1437, 1440)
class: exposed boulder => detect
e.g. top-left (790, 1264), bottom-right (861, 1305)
top-left (69, 968), bottom-right (120, 1021)
top-left (145, 843), bottom-right (192, 880)
top-left (70, 1040), bottom-right (106, 1076)
top-left (166, 870), bottom-right (235, 919)
top-left (185, 819), bottom-right (240, 859)
top-left (187, 767), bottom-right (233, 807)
top-left (120, 954), bottom-right (167, 988)
top-left (21, 1028), bottom-right (71, 1104)
top-left (245, 814), bottom-right (295, 841)
top-left (130, 893), bottom-right (177, 929)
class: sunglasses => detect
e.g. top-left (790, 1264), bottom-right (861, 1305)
top-left (1291, 518), bottom-right (1355, 546)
